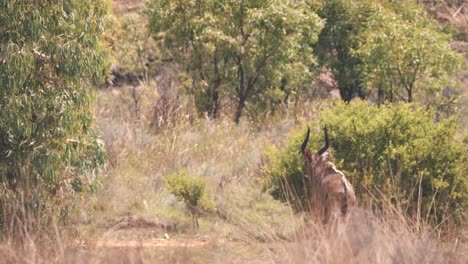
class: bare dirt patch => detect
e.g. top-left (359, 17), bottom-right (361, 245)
top-left (111, 0), bottom-right (144, 15)
top-left (97, 238), bottom-right (209, 248)
top-left (95, 215), bottom-right (216, 248)
top-left (106, 215), bottom-right (177, 232)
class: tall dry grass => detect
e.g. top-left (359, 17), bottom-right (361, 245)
top-left (1, 78), bottom-right (467, 262)
top-left (276, 209), bottom-right (466, 264)
top-left (89, 82), bottom-right (302, 235)
top-left (1, 205), bottom-right (465, 263)
top-left (76, 82), bottom-right (468, 262)
top-left (1, 1), bottom-right (467, 263)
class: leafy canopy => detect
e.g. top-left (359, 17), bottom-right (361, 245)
top-left (145, 0), bottom-right (323, 122)
top-left (315, 0), bottom-right (461, 104)
top-left (357, 0), bottom-right (462, 103)
top-left (315, 0), bottom-right (372, 102)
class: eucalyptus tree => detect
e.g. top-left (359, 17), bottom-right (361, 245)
top-left (146, 0), bottom-right (323, 123)
top-left (0, 0), bottom-right (110, 229)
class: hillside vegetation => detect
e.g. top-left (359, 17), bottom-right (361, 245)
top-left (1, 0), bottom-right (467, 263)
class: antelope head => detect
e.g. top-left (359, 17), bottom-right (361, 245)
top-left (300, 126), bottom-right (330, 179)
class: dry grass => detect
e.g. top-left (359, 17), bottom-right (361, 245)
top-left (1, 207), bottom-right (466, 263)
top-left (430, 1), bottom-right (468, 41)
top-left (276, 209), bottom-right (467, 264)
top-left (1, 0), bottom-right (467, 262)
top-left (1, 79), bottom-right (466, 263)
top-left (88, 83), bottom-right (301, 235)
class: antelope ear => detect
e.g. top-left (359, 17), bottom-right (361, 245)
top-left (304, 150), bottom-right (312, 162)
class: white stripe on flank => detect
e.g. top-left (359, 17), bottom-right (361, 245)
top-left (327, 162), bottom-right (352, 192)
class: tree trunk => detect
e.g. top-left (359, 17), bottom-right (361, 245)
top-left (206, 83), bottom-right (220, 119)
top-left (209, 51), bottom-right (222, 119)
top-left (407, 87), bottom-right (413, 103)
top-left (377, 86), bottom-right (383, 106)
top-left (234, 96), bottom-right (246, 124)
top-left (211, 87), bottom-right (220, 118)
top-left (389, 81), bottom-right (394, 102)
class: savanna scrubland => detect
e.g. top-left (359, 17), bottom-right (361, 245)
top-left (1, 0), bottom-right (467, 263)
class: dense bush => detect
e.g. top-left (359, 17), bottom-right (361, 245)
top-left (262, 100), bottom-right (467, 226)
top-left (163, 169), bottom-right (215, 229)
top-left (0, 0), bottom-right (110, 236)
top-left (262, 126), bottom-right (320, 212)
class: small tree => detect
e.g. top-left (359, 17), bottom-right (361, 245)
top-left (163, 169), bottom-right (214, 230)
top-left (315, 0), bottom-right (462, 105)
top-left (145, 0), bottom-right (323, 123)
top-left (357, 0), bottom-right (462, 103)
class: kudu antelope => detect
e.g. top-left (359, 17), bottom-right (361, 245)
top-left (300, 127), bottom-right (356, 224)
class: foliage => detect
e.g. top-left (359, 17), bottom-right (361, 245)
top-left (261, 126), bottom-right (321, 212)
top-left (357, 0), bottom-right (462, 104)
top-left (315, 0), bottom-right (373, 102)
top-left (163, 169), bottom-right (214, 229)
top-left (262, 100), bottom-right (466, 226)
top-left (0, 0), bottom-right (110, 235)
top-left (145, 0), bottom-right (323, 123)
top-left (106, 11), bottom-right (159, 82)
top-left (315, 0), bottom-right (461, 105)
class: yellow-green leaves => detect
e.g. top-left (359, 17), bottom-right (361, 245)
top-left (163, 169), bottom-right (214, 229)
top-left (316, 0), bottom-right (462, 104)
top-left (356, 0), bottom-right (462, 103)
top-left (145, 0), bottom-right (323, 122)
top-left (164, 169), bottom-right (208, 210)
top-left (263, 100), bottom-right (466, 226)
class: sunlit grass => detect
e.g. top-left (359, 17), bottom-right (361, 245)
top-left (0, 73), bottom-right (465, 263)
top-left (1, 0), bottom-right (467, 263)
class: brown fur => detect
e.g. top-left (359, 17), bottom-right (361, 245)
top-left (302, 128), bottom-right (356, 224)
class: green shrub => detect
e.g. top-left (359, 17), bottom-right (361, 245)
top-left (262, 100), bottom-right (466, 226)
top-left (163, 169), bottom-right (214, 229)
top-left (261, 126), bottom-right (321, 212)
